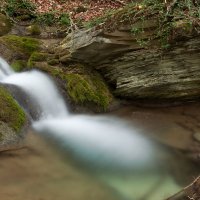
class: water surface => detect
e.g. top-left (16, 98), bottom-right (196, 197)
top-left (1, 103), bottom-right (200, 200)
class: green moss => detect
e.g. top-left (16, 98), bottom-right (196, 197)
top-left (11, 60), bottom-right (27, 72)
top-left (26, 24), bottom-right (41, 35)
top-left (47, 59), bottom-right (59, 66)
top-left (0, 14), bottom-right (12, 36)
top-left (3, 0), bottom-right (36, 20)
top-left (0, 86), bottom-right (26, 133)
top-left (26, 60), bottom-right (112, 110)
top-left (61, 64), bottom-right (113, 110)
top-left (64, 73), bottom-right (112, 110)
top-left (27, 52), bottom-right (49, 67)
top-left (0, 35), bottom-right (40, 57)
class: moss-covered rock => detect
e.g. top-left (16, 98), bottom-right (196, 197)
top-left (28, 61), bottom-right (113, 110)
top-left (60, 64), bottom-right (112, 111)
top-left (27, 52), bottom-right (49, 67)
top-left (47, 59), bottom-right (59, 66)
top-left (11, 59), bottom-right (27, 72)
top-left (0, 35), bottom-right (40, 58)
top-left (0, 86), bottom-right (26, 133)
top-left (0, 14), bottom-right (12, 36)
top-left (64, 73), bottom-right (112, 110)
top-left (26, 24), bottom-right (41, 36)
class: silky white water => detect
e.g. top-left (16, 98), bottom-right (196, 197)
top-left (33, 116), bottom-right (156, 171)
top-left (0, 57), bottom-right (13, 79)
top-left (3, 70), bottom-right (69, 119)
top-left (0, 57), bottom-right (156, 171)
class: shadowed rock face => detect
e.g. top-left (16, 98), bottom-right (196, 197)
top-left (99, 36), bottom-right (200, 101)
top-left (0, 84), bottom-right (28, 151)
top-left (59, 25), bottom-right (200, 102)
top-left (4, 84), bottom-right (41, 120)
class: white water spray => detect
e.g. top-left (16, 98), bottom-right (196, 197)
top-left (3, 70), bottom-right (69, 119)
top-left (0, 57), bottom-right (157, 171)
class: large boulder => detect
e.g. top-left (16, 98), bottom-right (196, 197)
top-left (100, 36), bottom-right (200, 101)
top-left (0, 85), bottom-right (28, 151)
top-left (58, 21), bottom-right (200, 102)
top-left (0, 34), bottom-right (41, 62)
top-left (57, 25), bottom-right (155, 64)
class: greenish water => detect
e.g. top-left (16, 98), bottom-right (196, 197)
top-left (100, 174), bottom-right (181, 200)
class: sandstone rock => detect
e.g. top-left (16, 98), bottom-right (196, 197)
top-left (58, 26), bottom-right (155, 64)
top-left (59, 21), bottom-right (200, 102)
top-left (103, 36), bottom-right (200, 101)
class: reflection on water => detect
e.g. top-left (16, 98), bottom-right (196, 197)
top-left (1, 104), bottom-right (200, 200)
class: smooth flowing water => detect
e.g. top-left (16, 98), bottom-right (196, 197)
top-left (0, 57), bottom-right (157, 172)
top-left (3, 70), bottom-right (68, 119)
top-left (0, 57), bottom-right (199, 200)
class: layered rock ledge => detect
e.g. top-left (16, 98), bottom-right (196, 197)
top-left (59, 23), bottom-right (200, 102)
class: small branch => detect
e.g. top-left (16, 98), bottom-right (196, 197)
top-left (111, 0), bottom-right (126, 6)
top-left (166, 0), bottom-right (178, 16)
top-left (166, 176), bottom-right (200, 200)
top-left (66, 13), bottom-right (79, 35)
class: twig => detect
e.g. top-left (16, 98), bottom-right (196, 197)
top-left (111, 0), bottom-right (126, 6)
top-left (166, 0), bottom-right (178, 16)
top-left (66, 12), bottom-right (79, 34)
top-left (166, 176), bottom-right (200, 200)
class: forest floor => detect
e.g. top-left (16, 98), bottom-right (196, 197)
top-left (29, 0), bottom-right (131, 21)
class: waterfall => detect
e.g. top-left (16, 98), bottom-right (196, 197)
top-left (0, 57), bottom-right (157, 171)
top-left (0, 57), bottom-right (14, 79)
top-left (3, 71), bottom-right (69, 119)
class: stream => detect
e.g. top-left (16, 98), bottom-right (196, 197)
top-left (0, 57), bottom-right (200, 200)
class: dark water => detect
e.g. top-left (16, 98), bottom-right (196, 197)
top-left (0, 103), bottom-right (200, 200)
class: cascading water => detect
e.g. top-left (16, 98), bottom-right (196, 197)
top-left (33, 117), bottom-right (155, 171)
top-left (0, 57), bottom-right (186, 200)
top-left (0, 57), bottom-right (157, 171)
top-left (3, 70), bottom-right (69, 119)
top-left (0, 57), bottom-right (13, 79)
